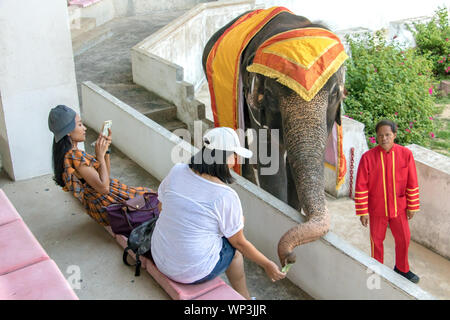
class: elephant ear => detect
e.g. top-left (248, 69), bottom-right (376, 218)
top-left (327, 74), bottom-right (345, 126)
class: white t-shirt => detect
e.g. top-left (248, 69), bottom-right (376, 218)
top-left (150, 163), bottom-right (244, 284)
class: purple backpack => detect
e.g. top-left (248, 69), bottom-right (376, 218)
top-left (105, 192), bottom-right (160, 237)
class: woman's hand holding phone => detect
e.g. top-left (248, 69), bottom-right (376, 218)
top-left (95, 134), bottom-right (110, 159)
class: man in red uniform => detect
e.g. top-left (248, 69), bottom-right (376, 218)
top-left (355, 120), bottom-right (420, 283)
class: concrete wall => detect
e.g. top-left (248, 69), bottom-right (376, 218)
top-left (81, 81), bottom-right (193, 181)
top-left (68, 0), bottom-right (212, 29)
top-left (0, 0), bottom-right (79, 181)
top-left (407, 145), bottom-right (450, 260)
top-left (131, 0), bottom-right (256, 133)
top-left (81, 80), bottom-right (435, 300)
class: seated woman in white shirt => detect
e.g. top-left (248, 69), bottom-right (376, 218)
top-left (150, 127), bottom-right (285, 299)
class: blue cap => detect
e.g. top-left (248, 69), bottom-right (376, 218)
top-left (48, 105), bottom-right (76, 142)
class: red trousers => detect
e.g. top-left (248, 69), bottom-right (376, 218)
top-left (369, 212), bottom-right (411, 273)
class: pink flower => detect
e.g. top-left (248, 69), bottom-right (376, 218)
top-left (409, 122), bottom-right (414, 128)
top-left (374, 68), bottom-right (378, 73)
top-left (429, 132), bottom-right (435, 138)
top-left (446, 38), bottom-right (449, 41)
top-left (429, 116), bottom-right (433, 120)
top-left (369, 137), bottom-right (376, 144)
top-left (429, 87), bottom-right (433, 95)
top-left (360, 112), bottom-right (363, 115)
top-left (406, 128), bottom-right (411, 133)
top-left (400, 62), bottom-right (404, 65)
top-left (395, 112), bottom-right (398, 116)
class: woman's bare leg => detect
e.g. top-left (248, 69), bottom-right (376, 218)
top-left (225, 251), bottom-right (251, 300)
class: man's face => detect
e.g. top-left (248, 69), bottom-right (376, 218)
top-left (377, 125), bottom-right (396, 152)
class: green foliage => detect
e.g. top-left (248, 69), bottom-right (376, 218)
top-left (425, 118), bottom-right (450, 157)
top-left (407, 6), bottom-right (450, 78)
top-left (344, 30), bottom-right (437, 147)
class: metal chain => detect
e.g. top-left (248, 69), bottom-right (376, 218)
top-left (349, 147), bottom-right (355, 199)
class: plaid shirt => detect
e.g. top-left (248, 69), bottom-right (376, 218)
top-left (62, 149), bottom-right (152, 226)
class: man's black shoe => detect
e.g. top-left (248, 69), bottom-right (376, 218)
top-left (394, 266), bottom-right (420, 283)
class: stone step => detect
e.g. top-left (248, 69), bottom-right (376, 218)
top-left (97, 83), bottom-right (187, 134)
top-left (68, 0), bottom-right (102, 8)
top-left (159, 119), bottom-right (188, 133)
top-left (72, 24), bottom-right (113, 56)
top-left (98, 83), bottom-right (176, 116)
top-left (70, 17), bottom-right (96, 39)
top-left (143, 106), bottom-right (177, 123)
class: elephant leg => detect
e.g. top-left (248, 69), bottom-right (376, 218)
top-left (242, 161), bottom-right (258, 185)
top-left (256, 133), bottom-right (287, 202)
top-left (286, 159), bottom-right (300, 211)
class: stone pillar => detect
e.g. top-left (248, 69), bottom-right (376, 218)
top-left (0, 0), bottom-right (79, 180)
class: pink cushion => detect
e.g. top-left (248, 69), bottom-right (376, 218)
top-left (145, 259), bottom-right (226, 300)
top-left (0, 220), bottom-right (49, 275)
top-left (103, 226), bottom-right (116, 238)
top-left (194, 284), bottom-right (245, 300)
top-left (115, 235), bottom-right (147, 269)
top-left (0, 259), bottom-right (78, 300)
top-left (115, 234), bottom-right (128, 249)
top-left (0, 189), bottom-right (21, 226)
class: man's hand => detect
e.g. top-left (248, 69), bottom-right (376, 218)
top-left (407, 210), bottom-right (418, 220)
top-left (360, 215), bottom-right (369, 227)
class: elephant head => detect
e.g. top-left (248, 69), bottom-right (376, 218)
top-left (242, 68), bottom-right (345, 266)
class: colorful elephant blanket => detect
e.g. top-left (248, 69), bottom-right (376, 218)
top-left (206, 6), bottom-right (348, 189)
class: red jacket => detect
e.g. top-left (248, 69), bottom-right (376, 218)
top-left (354, 144), bottom-right (420, 218)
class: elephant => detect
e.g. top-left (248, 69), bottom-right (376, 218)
top-left (202, 8), bottom-right (347, 268)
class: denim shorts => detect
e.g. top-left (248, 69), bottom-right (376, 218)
top-left (191, 237), bottom-right (236, 284)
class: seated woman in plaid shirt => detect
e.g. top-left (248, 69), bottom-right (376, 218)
top-left (48, 105), bottom-right (153, 226)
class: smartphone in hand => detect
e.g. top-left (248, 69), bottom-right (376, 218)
top-left (101, 120), bottom-right (112, 137)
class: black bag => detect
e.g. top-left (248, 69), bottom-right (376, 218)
top-left (123, 216), bottom-right (158, 276)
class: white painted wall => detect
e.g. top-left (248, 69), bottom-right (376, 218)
top-left (81, 80), bottom-right (435, 299)
top-left (407, 145), bottom-right (450, 260)
top-left (0, 0), bottom-right (79, 181)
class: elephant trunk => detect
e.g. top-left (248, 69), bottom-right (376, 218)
top-left (277, 90), bottom-right (331, 266)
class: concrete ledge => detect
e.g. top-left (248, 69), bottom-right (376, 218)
top-left (81, 81), bottom-right (194, 181)
top-left (81, 81), bottom-right (435, 300)
top-left (407, 144), bottom-right (450, 260)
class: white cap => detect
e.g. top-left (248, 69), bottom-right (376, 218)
top-left (203, 127), bottom-right (253, 159)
